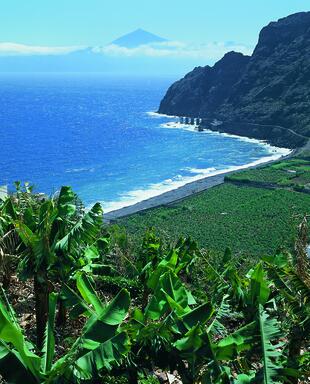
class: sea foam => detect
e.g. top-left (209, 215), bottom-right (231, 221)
top-left (157, 117), bottom-right (292, 157)
top-left (102, 148), bottom-right (291, 213)
top-left (102, 113), bottom-right (292, 213)
top-left (146, 111), bottom-right (179, 119)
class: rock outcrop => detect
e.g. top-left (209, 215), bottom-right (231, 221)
top-left (159, 12), bottom-right (310, 148)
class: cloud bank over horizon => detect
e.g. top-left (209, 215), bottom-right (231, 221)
top-left (0, 42), bottom-right (82, 56)
top-left (96, 40), bottom-right (253, 60)
top-left (0, 40), bottom-right (253, 61)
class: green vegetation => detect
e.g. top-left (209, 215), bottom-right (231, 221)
top-left (0, 182), bottom-right (309, 383)
top-left (225, 157), bottom-right (310, 191)
top-left (118, 184), bottom-right (310, 258)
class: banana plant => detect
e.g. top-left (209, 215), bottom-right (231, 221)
top-left (13, 186), bottom-right (106, 347)
top-left (139, 231), bottom-right (199, 307)
top-left (0, 276), bottom-right (131, 383)
top-left (263, 251), bottom-right (310, 382)
top-left (123, 267), bottom-right (214, 383)
top-left (0, 194), bottom-right (21, 289)
top-left (167, 264), bottom-right (285, 384)
top-left (214, 303), bottom-right (284, 384)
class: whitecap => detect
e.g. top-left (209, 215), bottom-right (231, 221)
top-left (65, 167), bottom-right (95, 173)
top-left (157, 116), bottom-right (292, 158)
top-left (146, 111), bottom-right (179, 119)
top-left (99, 112), bottom-right (292, 213)
top-left (101, 148), bottom-right (291, 214)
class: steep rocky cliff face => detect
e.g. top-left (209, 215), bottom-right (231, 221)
top-left (159, 12), bottom-right (310, 147)
top-left (159, 52), bottom-right (250, 117)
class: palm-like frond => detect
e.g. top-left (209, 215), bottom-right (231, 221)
top-left (0, 229), bottom-right (20, 258)
top-left (56, 203), bottom-right (103, 253)
top-left (208, 294), bottom-right (231, 337)
top-left (49, 288), bottom-right (131, 381)
top-left (266, 261), bottom-right (310, 335)
top-left (257, 304), bottom-right (283, 384)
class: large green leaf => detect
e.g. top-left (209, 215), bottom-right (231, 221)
top-left (0, 343), bottom-right (38, 384)
top-left (216, 321), bottom-right (256, 360)
top-left (74, 332), bottom-right (130, 378)
top-left (258, 304), bottom-right (282, 384)
top-left (56, 203), bottom-right (103, 252)
top-left (174, 324), bottom-right (225, 383)
top-left (41, 293), bottom-right (57, 374)
top-left (0, 300), bottom-right (41, 380)
top-left (145, 272), bottom-right (192, 320)
top-left (217, 305), bottom-right (283, 382)
top-left (146, 237), bottom-right (198, 290)
top-left (57, 186), bottom-right (76, 217)
top-left (14, 221), bottom-right (38, 249)
top-left (248, 263), bottom-right (270, 306)
top-left (265, 255), bottom-right (310, 336)
top-left (180, 302), bottom-right (214, 330)
top-left (146, 249), bottom-right (178, 290)
top-left (76, 273), bottom-right (103, 315)
top-left (173, 323), bottom-right (203, 351)
top-left (49, 289), bottom-right (130, 381)
top-left (208, 294), bottom-right (230, 337)
top-left (83, 288), bottom-right (130, 343)
top-left (234, 373), bottom-right (255, 383)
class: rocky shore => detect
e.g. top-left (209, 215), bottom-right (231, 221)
top-left (158, 12), bottom-right (310, 149)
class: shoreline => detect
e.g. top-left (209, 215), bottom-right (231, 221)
top-left (103, 112), bottom-right (296, 222)
top-left (104, 149), bottom-right (293, 223)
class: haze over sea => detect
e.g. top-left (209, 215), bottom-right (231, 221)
top-left (0, 74), bottom-right (290, 212)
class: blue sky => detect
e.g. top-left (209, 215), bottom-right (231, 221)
top-left (1, 0), bottom-right (309, 47)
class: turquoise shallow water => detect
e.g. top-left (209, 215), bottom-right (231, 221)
top-left (0, 74), bottom-right (289, 212)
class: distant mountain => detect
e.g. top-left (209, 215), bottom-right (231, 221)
top-left (111, 28), bottom-right (167, 48)
top-left (0, 29), bottom-right (195, 75)
top-left (159, 12), bottom-right (310, 148)
top-left (0, 47), bottom-right (192, 76)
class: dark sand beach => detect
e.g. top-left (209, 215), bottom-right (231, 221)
top-left (104, 150), bottom-right (295, 222)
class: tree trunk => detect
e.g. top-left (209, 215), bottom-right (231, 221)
top-left (288, 325), bottom-right (303, 384)
top-left (56, 297), bottom-right (67, 327)
top-left (2, 270), bottom-right (11, 290)
top-left (34, 274), bottom-right (49, 349)
top-left (128, 368), bottom-right (138, 384)
top-left (141, 278), bottom-right (150, 309)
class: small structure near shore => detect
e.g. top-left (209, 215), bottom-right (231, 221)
top-left (179, 116), bottom-right (203, 127)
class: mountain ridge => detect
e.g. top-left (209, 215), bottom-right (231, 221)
top-left (158, 12), bottom-right (310, 148)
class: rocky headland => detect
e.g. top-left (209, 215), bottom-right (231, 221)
top-left (158, 12), bottom-right (310, 148)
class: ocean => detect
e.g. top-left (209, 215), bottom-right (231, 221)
top-left (0, 74), bottom-right (290, 212)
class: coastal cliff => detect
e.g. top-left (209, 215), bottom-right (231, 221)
top-left (158, 12), bottom-right (310, 148)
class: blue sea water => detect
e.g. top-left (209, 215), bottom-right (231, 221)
top-left (0, 74), bottom-right (289, 212)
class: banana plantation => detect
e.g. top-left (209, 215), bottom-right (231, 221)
top-left (0, 184), bottom-right (309, 383)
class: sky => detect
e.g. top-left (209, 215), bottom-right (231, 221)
top-left (1, 0), bottom-right (309, 47)
top-left (0, 0), bottom-right (309, 75)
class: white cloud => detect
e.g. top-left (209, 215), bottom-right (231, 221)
top-left (0, 40), bottom-right (253, 61)
top-left (0, 42), bottom-right (81, 56)
top-left (94, 41), bottom-right (253, 60)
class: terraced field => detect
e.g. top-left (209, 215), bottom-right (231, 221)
top-left (225, 157), bottom-right (310, 191)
